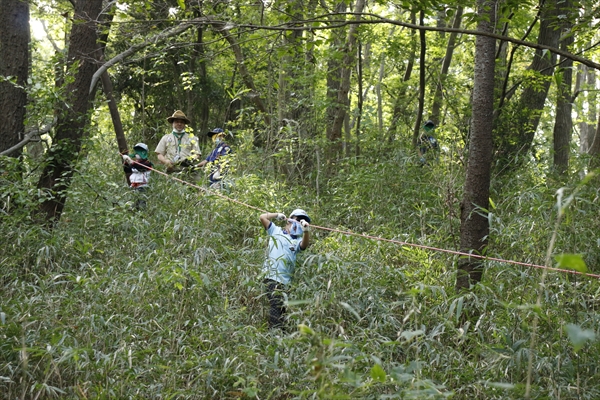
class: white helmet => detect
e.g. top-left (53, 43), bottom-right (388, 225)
top-left (133, 143), bottom-right (149, 152)
top-left (290, 208), bottom-right (311, 223)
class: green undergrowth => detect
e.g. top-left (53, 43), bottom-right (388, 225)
top-left (2, 146), bottom-right (600, 399)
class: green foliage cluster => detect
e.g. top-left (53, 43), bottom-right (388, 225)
top-left (2, 136), bottom-right (600, 399)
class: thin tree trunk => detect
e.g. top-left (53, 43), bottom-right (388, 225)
top-left (589, 118), bottom-right (600, 170)
top-left (191, 21), bottom-right (209, 135)
top-left (456, 0), bottom-right (497, 291)
top-left (95, 7), bottom-right (126, 156)
top-left (412, 10), bottom-right (427, 148)
top-left (100, 70), bottom-right (130, 185)
top-left (577, 64), bottom-right (597, 154)
top-left (552, 0), bottom-right (573, 176)
top-left (324, 2), bottom-right (348, 145)
top-left (376, 29), bottom-right (396, 131)
top-left (388, 12), bottom-right (416, 139)
top-left (328, 0), bottom-right (366, 155)
top-left (430, 6), bottom-right (463, 125)
top-left (101, 72), bottom-right (127, 154)
top-left (355, 41), bottom-right (363, 157)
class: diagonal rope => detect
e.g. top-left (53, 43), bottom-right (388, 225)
top-left (125, 156), bottom-right (600, 280)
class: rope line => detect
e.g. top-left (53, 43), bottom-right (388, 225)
top-left (124, 157), bottom-right (600, 280)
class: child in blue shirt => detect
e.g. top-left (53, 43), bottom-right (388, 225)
top-left (195, 128), bottom-right (232, 189)
top-left (259, 209), bottom-right (311, 330)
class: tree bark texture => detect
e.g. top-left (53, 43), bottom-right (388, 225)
top-left (324, 2), bottom-right (348, 147)
top-left (37, 0), bottom-right (104, 224)
top-left (0, 0), bottom-right (30, 155)
top-left (101, 72), bottom-right (128, 154)
top-left (328, 0), bottom-right (366, 151)
top-left (278, 0), bottom-right (305, 125)
top-left (412, 10), bottom-right (427, 148)
top-left (552, 0), bottom-right (573, 176)
top-left (456, 0), bottom-right (496, 291)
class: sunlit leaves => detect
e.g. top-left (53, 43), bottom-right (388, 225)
top-left (554, 253), bottom-right (587, 273)
top-left (370, 363), bottom-right (386, 382)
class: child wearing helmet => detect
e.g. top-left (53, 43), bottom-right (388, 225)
top-left (122, 143), bottom-right (153, 208)
top-left (195, 128), bottom-right (233, 189)
top-left (259, 209), bottom-right (311, 330)
top-left (417, 120), bottom-right (439, 166)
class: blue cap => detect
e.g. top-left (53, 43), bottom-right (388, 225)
top-left (207, 128), bottom-right (224, 137)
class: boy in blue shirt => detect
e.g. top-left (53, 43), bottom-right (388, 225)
top-left (259, 209), bottom-right (311, 330)
top-left (195, 128), bottom-right (232, 189)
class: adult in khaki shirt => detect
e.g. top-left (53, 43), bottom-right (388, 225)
top-left (155, 110), bottom-right (201, 173)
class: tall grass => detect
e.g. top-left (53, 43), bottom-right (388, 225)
top-left (1, 141), bottom-right (599, 399)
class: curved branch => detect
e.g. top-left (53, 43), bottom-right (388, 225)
top-left (89, 16), bottom-right (207, 94)
top-left (1, 119), bottom-right (56, 156)
top-left (91, 11), bottom-right (600, 96)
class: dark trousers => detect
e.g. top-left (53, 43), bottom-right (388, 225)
top-left (132, 186), bottom-right (147, 210)
top-left (263, 279), bottom-right (287, 330)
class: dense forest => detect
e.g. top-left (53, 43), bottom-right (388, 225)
top-left (1, 0), bottom-right (600, 398)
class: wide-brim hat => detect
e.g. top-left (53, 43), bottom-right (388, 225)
top-left (167, 110), bottom-right (191, 124)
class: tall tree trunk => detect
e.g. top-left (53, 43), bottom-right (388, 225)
top-left (101, 71), bottom-right (130, 186)
top-left (0, 0), bottom-right (30, 155)
top-left (576, 64), bottom-right (596, 155)
top-left (456, 0), bottom-right (497, 291)
top-left (275, 0), bottom-right (309, 178)
top-left (101, 72), bottom-right (127, 154)
top-left (376, 27), bottom-right (395, 131)
top-left (96, 4), bottom-right (125, 155)
top-left (278, 0), bottom-right (305, 125)
top-left (388, 11), bottom-right (416, 139)
top-left (430, 6), bottom-right (463, 125)
top-left (191, 22), bottom-right (209, 135)
top-left (327, 0), bottom-right (366, 157)
top-left (355, 41), bottom-right (363, 157)
top-left (412, 10), bottom-right (427, 148)
top-left (551, 0), bottom-right (573, 176)
top-left (324, 2), bottom-right (348, 147)
top-left (37, 0), bottom-right (104, 225)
